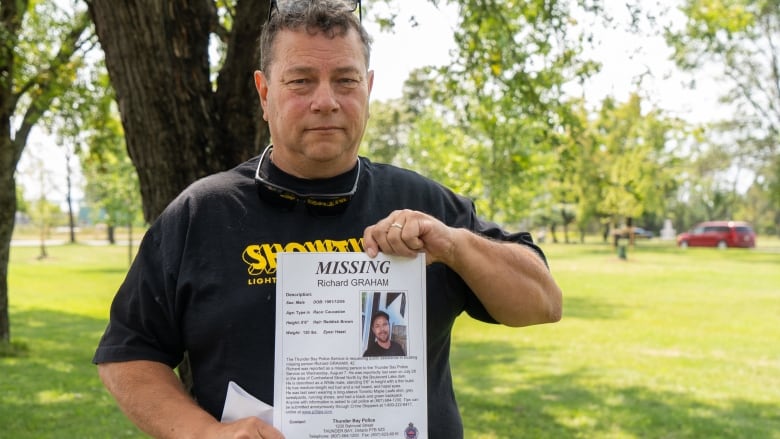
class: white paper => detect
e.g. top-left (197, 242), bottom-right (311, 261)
top-left (220, 380), bottom-right (274, 425)
top-left (274, 252), bottom-right (427, 439)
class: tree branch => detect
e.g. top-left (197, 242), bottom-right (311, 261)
top-left (14, 10), bottom-right (91, 157)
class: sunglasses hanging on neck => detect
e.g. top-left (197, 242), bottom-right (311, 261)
top-left (254, 145), bottom-right (361, 216)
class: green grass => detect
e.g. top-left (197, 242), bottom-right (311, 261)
top-left (2, 240), bottom-right (779, 438)
top-left (3, 244), bottom-right (145, 438)
top-left (453, 239), bottom-right (780, 438)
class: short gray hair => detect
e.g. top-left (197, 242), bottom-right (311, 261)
top-left (259, 0), bottom-right (372, 77)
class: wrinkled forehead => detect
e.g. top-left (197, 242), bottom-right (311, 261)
top-left (270, 28), bottom-right (368, 73)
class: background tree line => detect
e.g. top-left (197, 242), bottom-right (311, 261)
top-left (1, 0), bottom-right (778, 347)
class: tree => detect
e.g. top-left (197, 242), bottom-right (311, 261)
top-left (362, 97), bottom-right (413, 164)
top-left (15, 184), bottom-right (28, 216)
top-left (362, 69), bottom-right (483, 199)
top-left (29, 197), bottom-right (63, 260)
top-left (78, 70), bottom-right (142, 250)
top-left (544, 99), bottom-right (601, 243)
top-left (63, 144), bottom-right (77, 243)
top-left (86, 0), bottom-right (271, 223)
top-left (43, 39), bottom-right (110, 245)
top-left (666, 0), bottom-right (780, 234)
top-left (86, 0), bottom-right (274, 391)
top-left (418, 0), bottom-right (603, 225)
top-left (0, 0), bottom-right (91, 345)
top-left (539, 93), bottom-right (683, 243)
top-left (596, 95), bottom-right (674, 221)
top-left (19, 148), bottom-right (61, 258)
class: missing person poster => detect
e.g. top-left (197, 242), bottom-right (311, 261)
top-left (274, 252), bottom-right (428, 439)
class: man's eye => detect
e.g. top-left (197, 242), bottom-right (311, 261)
top-left (338, 78), bottom-right (359, 87)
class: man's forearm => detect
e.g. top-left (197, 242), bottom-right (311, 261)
top-left (98, 360), bottom-right (219, 439)
top-left (444, 228), bottom-right (563, 327)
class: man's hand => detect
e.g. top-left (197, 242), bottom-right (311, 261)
top-left (363, 209), bottom-right (456, 264)
top-left (363, 209), bottom-right (563, 327)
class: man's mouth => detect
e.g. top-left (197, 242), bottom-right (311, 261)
top-left (307, 125), bottom-right (341, 132)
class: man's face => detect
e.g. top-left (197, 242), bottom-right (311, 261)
top-left (255, 28), bottom-right (374, 178)
top-left (371, 316), bottom-right (390, 343)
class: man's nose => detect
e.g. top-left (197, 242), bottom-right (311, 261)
top-left (310, 83), bottom-right (339, 113)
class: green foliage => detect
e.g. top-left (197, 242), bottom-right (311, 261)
top-left (11, 0), bottom-right (92, 145)
top-left (405, 109), bottom-right (486, 201)
top-left (528, 93), bottom-right (683, 241)
top-left (366, 0), bottom-right (606, 226)
top-left (76, 70), bottom-right (143, 229)
top-left (364, 0), bottom-right (775, 236)
top-left (736, 177), bottom-right (779, 235)
top-left (362, 98), bottom-right (413, 164)
top-left (28, 197), bottom-right (63, 230)
top-left (437, 0), bottom-right (593, 222)
top-left (15, 185), bottom-right (29, 214)
top-left (363, 98), bottom-right (486, 206)
top-left (666, 0), bottom-right (780, 233)
top-left (594, 94), bottom-right (681, 221)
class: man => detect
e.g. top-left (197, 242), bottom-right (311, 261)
top-left (363, 311), bottom-right (406, 357)
top-left (93, 1), bottom-right (563, 438)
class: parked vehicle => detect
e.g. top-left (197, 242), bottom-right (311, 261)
top-left (612, 226), bottom-right (654, 240)
top-left (676, 221), bottom-right (756, 249)
top-left (632, 227), bottom-right (655, 239)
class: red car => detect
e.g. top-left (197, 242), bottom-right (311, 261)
top-left (676, 221), bottom-right (756, 249)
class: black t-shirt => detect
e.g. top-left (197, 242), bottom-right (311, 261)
top-left (93, 155), bottom-right (547, 439)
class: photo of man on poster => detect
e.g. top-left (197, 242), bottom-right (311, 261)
top-left (363, 310), bottom-right (406, 357)
top-left (362, 292), bottom-right (407, 357)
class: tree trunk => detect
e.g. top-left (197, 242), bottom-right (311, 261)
top-left (87, 0), bottom-right (272, 392)
top-left (0, 5), bottom-right (90, 345)
top-left (0, 125), bottom-right (22, 345)
top-left (0, 0), bottom-right (23, 345)
top-left (38, 220), bottom-right (49, 260)
top-left (66, 148), bottom-right (77, 243)
top-left (87, 0), bottom-right (270, 221)
top-left (0, 171), bottom-right (16, 344)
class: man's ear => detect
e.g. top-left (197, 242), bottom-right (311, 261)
top-left (254, 71), bottom-right (269, 121)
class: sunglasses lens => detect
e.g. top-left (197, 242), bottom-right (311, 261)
top-left (257, 184), bottom-right (298, 211)
top-left (304, 196), bottom-right (352, 216)
top-left (258, 184), bottom-right (353, 216)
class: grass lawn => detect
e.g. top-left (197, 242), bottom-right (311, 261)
top-left (454, 239), bottom-right (780, 438)
top-left (2, 238), bottom-right (779, 438)
top-left (2, 243), bottom-right (145, 438)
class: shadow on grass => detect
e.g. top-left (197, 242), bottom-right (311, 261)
top-left (558, 295), bottom-right (626, 320)
top-left (451, 340), bottom-right (780, 439)
top-left (75, 266), bottom-right (133, 275)
top-left (0, 309), bottom-right (143, 439)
